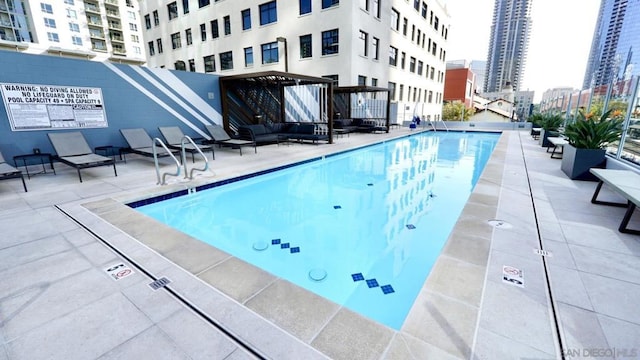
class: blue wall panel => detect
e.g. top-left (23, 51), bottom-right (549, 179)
top-left (0, 51), bottom-right (221, 161)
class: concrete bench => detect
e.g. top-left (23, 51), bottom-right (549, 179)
top-left (589, 168), bottom-right (640, 235)
top-left (546, 137), bottom-right (568, 159)
top-left (531, 127), bottom-right (542, 140)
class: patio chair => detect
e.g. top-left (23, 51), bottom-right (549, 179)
top-left (47, 131), bottom-right (117, 183)
top-left (0, 151), bottom-right (27, 192)
top-left (204, 124), bottom-right (256, 155)
top-left (158, 126), bottom-right (215, 162)
top-left (120, 128), bottom-right (179, 162)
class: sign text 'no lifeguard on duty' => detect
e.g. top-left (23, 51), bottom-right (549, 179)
top-left (1, 82), bottom-right (108, 131)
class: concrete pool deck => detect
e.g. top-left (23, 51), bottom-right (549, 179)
top-left (1, 129), bottom-right (639, 359)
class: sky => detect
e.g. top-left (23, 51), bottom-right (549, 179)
top-left (443, 0), bottom-right (601, 102)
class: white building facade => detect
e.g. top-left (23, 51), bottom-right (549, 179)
top-left (139, 0), bottom-right (450, 123)
top-left (0, 0), bottom-right (146, 64)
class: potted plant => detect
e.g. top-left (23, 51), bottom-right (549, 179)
top-left (538, 114), bottom-right (564, 147)
top-left (560, 109), bottom-right (624, 180)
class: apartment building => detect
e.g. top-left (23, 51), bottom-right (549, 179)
top-left (0, 0), bottom-right (145, 64)
top-left (139, 0), bottom-right (450, 122)
top-left (583, 0), bottom-right (640, 90)
top-left (484, 0), bottom-right (531, 93)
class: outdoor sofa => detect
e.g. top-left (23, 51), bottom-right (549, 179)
top-left (238, 123), bottom-right (329, 145)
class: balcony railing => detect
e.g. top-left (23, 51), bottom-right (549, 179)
top-left (106, 10), bottom-right (120, 17)
top-left (84, 5), bottom-right (100, 14)
top-left (108, 22), bottom-right (121, 29)
top-left (109, 35), bottom-right (124, 42)
top-left (87, 20), bottom-right (103, 27)
top-left (105, 0), bottom-right (118, 5)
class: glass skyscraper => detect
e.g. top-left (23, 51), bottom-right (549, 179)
top-left (583, 0), bottom-right (640, 90)
top-left (483, 0), bottom-right (532, 93)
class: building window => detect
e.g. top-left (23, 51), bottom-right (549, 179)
top-left (432, 42), bottom-right (437, 56)
top-left (148, 41), bottom-right (155, 55)
top-left (175, 61), bottom-right (186, 71)
top-left (211, 20), bottom-right (219, 38)
top-left (199, 0), bottom-right (210, 8)
top-left (223, 16), bottom-right (231, 35)
top-left (322, 0), bottom-right (338, 9)
top-left (220, 51), bottom-right (233, 70)
top-left (64, 0), bottom-right (74, 4)
top-left (144, 14), bottom-right (151, 29)
top-left (41, 3), bottom-right (53, 13)
top-left (428, 90), bottom-right (433, 103)
top-left (261, 42), bottom-right (279, 64)
top-left (129, 23), bottom-right (137, 31)
top-left (204, 55), bottom-right (215, 72)
top-left (131, 34), bottom-right (139, 42)
top-left (182, 0), bottom-right (189, 14)
top-left (200, 23), bottom-right (206, 41)
top-left (300, 0), bottom-right (311, 14)
top-left (388, 82), bottom-right (396, 100)
top-left (259, 1), bottom-right (277, 25)
top-left (189, 59), bottom-right (196, 72)
top-left (72, 35), bottom-right (82, 45)
top-left (168, 2), bottom-right (178, 20)
top-left (360, 0), bottom-right (369, 11)
top-left (358, 30), bottom-right (368, 57)
top-left (244, 47), bottom-right (254, 66)
top-left (358, 75), bottom-right (366, 86)
top-left (321, 29), bottom-right (338, 55)
top-left (421, 2), bottom-right (427, 18)
top-left (323, 74), bottom-right (338, 86)
top-left (171, 32), bottom-right (181, 49)
top-left (47, 32), bottom-right (59, 42)
top-left (371, 78), bottom-right (377, 87)
top-left (430, 67), bottom-right (434, 79)
top-left (300, 34), bottom-right (312, 58)
top-left (434, 16), bottom-right (439, 31)
top-left (185, 28), bottom-right (192, 45)
top-left (414, 0), bottom-right (419, 10)
top-left (391, 8), bottom-right (399, 31)
top-left (402, 18), bottom-right (407, 36)
top-left (389, 46), bottom-right (398, 66)
top-left (44, 18), bottom-right (56, 28)
top-left (399, 84), bottom-right (404, 100)
top-left (157, 38), bottom-right (163, 53)
top-left (417, 60), bottom-right (423, 75)
top-left (409, 57), bottom-right (416, 72)
top-left (69, 23), bottom-right (79, 32)
top-left (67, 8), bottom-right (77, 19)
top-left (400, 52), bottom-right (405, 69)
top-left (242, 9), bottom-right (251, 30)
top-left (372, 37), bottom-right (379, 60)
top-left (153, 10), bottom-right (159, 26)
top-left (372, 0), bottom-right (380, 18)
top-left (128, 11), bottom-right (136, 20)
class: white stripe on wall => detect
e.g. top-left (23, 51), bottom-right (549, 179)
top-left (103, 62), bottom-right (209, 139)
top-left (146, 68), bottom-right (222, 124)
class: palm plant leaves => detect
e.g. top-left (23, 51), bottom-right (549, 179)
top-left (564, 109), bottom-right (623, 149)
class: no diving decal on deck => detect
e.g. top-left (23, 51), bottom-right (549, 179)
top-left (502, 265), bottom-right (524, 288)
top-left (104, 263), bottom-right (134, 281)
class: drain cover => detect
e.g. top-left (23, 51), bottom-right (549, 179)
top-left (252, 241), bottom-right (269, 251)
top-left (309, 269), bottom-right (327, 281)
top-left (487, 219), bottom-right (512, 229)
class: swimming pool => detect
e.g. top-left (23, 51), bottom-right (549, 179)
top-left (135, 131), bottom-right (499, 329)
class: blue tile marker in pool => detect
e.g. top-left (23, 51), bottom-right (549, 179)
top-left (136, 131), bottom-right (499, 329)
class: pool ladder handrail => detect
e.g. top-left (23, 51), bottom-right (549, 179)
top-left (153, 138), bottom-right (181, 185)
top-left (180, 135), bottom-right (209, 180)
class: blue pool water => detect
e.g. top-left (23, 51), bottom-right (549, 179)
top-left (136, 131), bottom-right (499, 329)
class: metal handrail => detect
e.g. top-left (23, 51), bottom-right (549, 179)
top-left (153, 138), bottom-right (181, 185)
top-left (180, 136), bottom-right (209, 180)
top-left (440, 120), bottom-right (450, 132)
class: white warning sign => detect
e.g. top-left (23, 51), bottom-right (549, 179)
top-left (502, 265), bottom-right (524, 288)
top-left (104, 262), bottom-right (135, 281)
